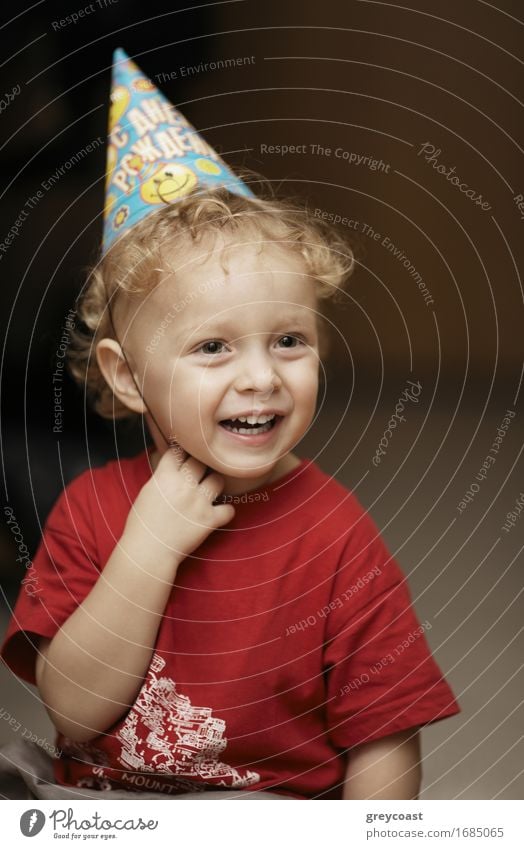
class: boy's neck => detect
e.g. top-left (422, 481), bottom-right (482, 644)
top-left (149, 448), bottom-right (301, 496)
top-left (218, 452), bottom-right (302, 496)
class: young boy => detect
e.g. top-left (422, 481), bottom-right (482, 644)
top-left (0, 50), bottom-right (460, 800)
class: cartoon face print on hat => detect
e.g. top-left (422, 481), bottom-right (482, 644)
top-left (102, 48), bottom-right (255, 253)
top-left (195, 158), bottom-right (222, 177)
top-left (132, 77), bottom-right (155, 93)
top-left (140, 162), bottom-right (198, 204)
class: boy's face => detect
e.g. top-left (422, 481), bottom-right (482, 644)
top-left (115, 232), bottom-right (321, 483)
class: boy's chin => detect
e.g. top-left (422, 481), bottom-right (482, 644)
top-left (207, 459), bottom-right (277, 478)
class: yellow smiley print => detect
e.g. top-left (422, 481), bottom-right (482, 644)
top-left (109, 85), bottom-right (130, 131)
top-left (132, 78), bottom-right (155, 92)
top-left (195, 158), bottom-right (222, 176)
top-left (139, 163), bottom-right (198, 205)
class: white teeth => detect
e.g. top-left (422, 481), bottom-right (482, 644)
top-left (222, 419), bottom-right (276, 434)
top-left (219, 412), bottom-right (280, 435)
top-left (238, 414), bottom-right (276, 424)
top-left (233, 424), bottom-right (272, 434)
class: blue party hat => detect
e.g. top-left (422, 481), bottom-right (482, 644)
top-left (103, 48), bottom-right (254, 253)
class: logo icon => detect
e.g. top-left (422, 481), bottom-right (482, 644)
top-left (20, 809), bottom-right (45, 837)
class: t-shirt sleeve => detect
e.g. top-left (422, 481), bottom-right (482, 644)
top-left (323, 503), bottom-right (461, 750)
top-left (0, 471), bottom-right (102, 685)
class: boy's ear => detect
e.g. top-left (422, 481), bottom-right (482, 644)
top-left (96, 338), bottom-right (147, 415)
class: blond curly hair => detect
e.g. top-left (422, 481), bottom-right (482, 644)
top-left (67, 171), bottom-right (356, 420)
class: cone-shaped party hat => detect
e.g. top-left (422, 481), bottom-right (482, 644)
top-left (102, 48), bottom-right (254, 253)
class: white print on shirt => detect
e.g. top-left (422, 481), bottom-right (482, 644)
top-left (58, 738), bottom-right (114, 791)
top-left (115, 653), bottom-right (261, 789)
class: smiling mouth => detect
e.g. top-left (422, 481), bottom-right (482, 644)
top-left (219, 416), bottom-right (282, 435)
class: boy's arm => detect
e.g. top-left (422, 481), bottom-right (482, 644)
top-left (35, 535), bottom-right (182, 744)
top-left (34, 450), bottom-right (235, 745)
top-left (342, 727), bottom-right (422, 799)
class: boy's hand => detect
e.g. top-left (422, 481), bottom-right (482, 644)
top-left (123, 445), bottom-right (235, 566)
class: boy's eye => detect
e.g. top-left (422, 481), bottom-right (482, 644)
top-left (195, 335), bottom-right (304, 355)
top-left (277, 335), bottom-right (304, 348)
top-left (197, 340), bottom-right (226, 355)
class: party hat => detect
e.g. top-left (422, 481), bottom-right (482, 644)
top-left (102, 48), bottom-right (254, 253)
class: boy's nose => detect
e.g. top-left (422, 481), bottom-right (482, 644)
top-left (234, 359), bottom-right (281, 394)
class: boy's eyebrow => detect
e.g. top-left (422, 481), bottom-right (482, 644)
top-left (177, 311), bottom-right (315, 335)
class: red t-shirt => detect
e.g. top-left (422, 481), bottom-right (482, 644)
top-left (1, 449), bottom-right (460, 799)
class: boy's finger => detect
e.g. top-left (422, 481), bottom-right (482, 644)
top-left (166, 442), bottom-right (208, 480)
top-left (183, 456), bottom-right (210, 482)
top-left (167, 438), bottom-right (188, 466)
top-left (198, 471), bottom-right (225, 500)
